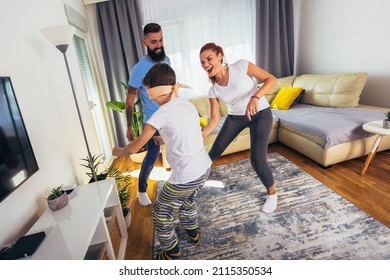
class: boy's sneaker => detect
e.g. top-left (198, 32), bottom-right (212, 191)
top-left (156, 250), bottom-right (180, 260)
top-left (156, 244), bottom-right (180, 260)
top-left (186, 228), bottom-right (200, 244)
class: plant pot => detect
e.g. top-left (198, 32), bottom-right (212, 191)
top-left (123, 207), bottom-right (131, 229)
top-left (89, 173), bottom-right (108, 183)
top-left (47, 192), bottom-right (68, 211)
top-left (383, 120), bottom-right (390, 129)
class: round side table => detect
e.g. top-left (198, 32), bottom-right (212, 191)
top-left (361, 120), bottom-right (390, 176)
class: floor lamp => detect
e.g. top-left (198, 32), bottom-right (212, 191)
top-left (40, 25), bottom-right (97, 182)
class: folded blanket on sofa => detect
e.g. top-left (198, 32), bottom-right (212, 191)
top-left (272, 104), bottom-right (385, 149)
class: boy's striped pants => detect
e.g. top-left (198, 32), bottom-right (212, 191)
top-left (152, 168), bottom-right (211, 251)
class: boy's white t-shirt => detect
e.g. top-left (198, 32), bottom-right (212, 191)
top-left (208, 59), bottom-right (270, 115)
top-left (147, 97), bottom-right (212, 184)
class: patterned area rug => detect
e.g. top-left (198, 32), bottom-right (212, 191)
top-left (153, 153), bottom-right (390, 260)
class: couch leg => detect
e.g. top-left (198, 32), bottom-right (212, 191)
top-left (318, 164), bottom-right (332, 169)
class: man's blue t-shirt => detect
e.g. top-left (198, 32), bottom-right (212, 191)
top-left (128, 56), bottom-right (171, 122)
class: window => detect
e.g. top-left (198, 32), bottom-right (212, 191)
top-left (73, 34), bottom-right (112, 161)
top-left (140, 0), bottom-right (256, 98)
top-left (66, 3), bottom-right (114, 162)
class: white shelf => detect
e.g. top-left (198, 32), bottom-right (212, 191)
top-left (25, 178), bottom-right (128, 260)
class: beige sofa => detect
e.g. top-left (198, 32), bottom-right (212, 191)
top-left (190, 72), bottom-right (390, 167)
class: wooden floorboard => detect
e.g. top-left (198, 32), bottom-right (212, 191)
top-left (110, 143), bottom-right (390, 260)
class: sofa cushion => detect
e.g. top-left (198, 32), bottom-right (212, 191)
top-left (264, 75), bottom-right (296, 103)
top-left (190, 95), bottom-right (211, 118)
top-left (293, 72), bottom-right (368, 107)
top-left (270, 87), bottom-right (304, 110)
top-left (291, 89), bottom-right (305, 106)
top-left (199, 117), bottom-right (208, 129)
top-left (272, 103), bottom-right (385, 149)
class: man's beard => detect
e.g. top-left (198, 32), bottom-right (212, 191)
top-left (147, 46), bottom-right (166, 62)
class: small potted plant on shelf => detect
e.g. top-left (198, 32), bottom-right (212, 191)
top-left (47, 185), bottom-right (68, 211)
top-left (383, 111), bottom-right (390, 129)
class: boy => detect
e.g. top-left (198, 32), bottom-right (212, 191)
top-left (112, 63), bottom-right (212, 260)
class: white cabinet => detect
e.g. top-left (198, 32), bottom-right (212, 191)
top-left (26, 178), bottom-right (128, 260)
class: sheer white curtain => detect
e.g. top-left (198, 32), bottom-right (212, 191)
top-left (139, 0), bottom-right (256, 98)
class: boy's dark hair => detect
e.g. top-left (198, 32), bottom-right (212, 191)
top-left (143, 23), bottom-right (162, 35)
top-left (143, 63), bottom-right (176, 88)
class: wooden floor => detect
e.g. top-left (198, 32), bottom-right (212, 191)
top-left (110, 143), bottom-right (390, 260)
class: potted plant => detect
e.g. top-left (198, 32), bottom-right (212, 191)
top-left (47, 185), bottom-right (68, 211)
top-left (80, 154), bottom-right (130, 184)
top-left (383, 111), bottom-right (390, 129)
top-left (80, 154), bottom-right (132, 225)
top-left (106, 81), bottom-right (144, 138)
top-left (106, 82), bottom-right (146, 163)
top-left (80, 154), bottom-right (107, 182)
top-left (112, 167), bottom-right (132, 228)
top-left (117, 183), bottom-right (131, 228)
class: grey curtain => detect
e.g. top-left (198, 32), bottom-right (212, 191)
top-left (96, 0), bottom-right (144, 146)
top-left (256, 0), bottom-right (294, 78)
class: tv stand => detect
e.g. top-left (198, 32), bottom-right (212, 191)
top-left (25, 178), bottom-right (128, 260)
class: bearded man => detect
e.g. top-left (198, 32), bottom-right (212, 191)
top-left (126, 23), bottom-right (171, 206)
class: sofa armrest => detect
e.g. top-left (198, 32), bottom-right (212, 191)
top-left (190, 95), bottom-right (228, 117)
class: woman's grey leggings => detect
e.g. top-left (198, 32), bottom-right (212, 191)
top-left (208, 107), bottom-right (274, 189)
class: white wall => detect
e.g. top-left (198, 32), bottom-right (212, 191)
top-left (0, 0), bottom-right (102, 245)
top-left (294, 0), bottom-right (390, 107)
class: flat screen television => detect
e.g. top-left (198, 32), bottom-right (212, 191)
top-left (0, 77), bottom-right (39, 202)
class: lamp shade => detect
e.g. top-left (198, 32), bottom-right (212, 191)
top-left (40, 25), bottom-right (76, 53)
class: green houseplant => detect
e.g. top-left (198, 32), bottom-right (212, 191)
top-left (106, 82), bottom-right (146, 163)
top-left (47, 185), bottom-right (68, 211)
top-left (80, 154), bottom-right (107, 182)
top-left (106, 81), bottom-right (144, 138)
top-left (384, 111), bottom-right (390, 129)
top-left (117, 182), bottom-right (131, 228)
top-left (80, 154), bottom-right (132, 225)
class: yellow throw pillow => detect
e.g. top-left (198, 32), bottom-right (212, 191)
top-left (270, 87), bottom-right (304, 110)
top-left (199, 117), bottom-right (208, 129)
